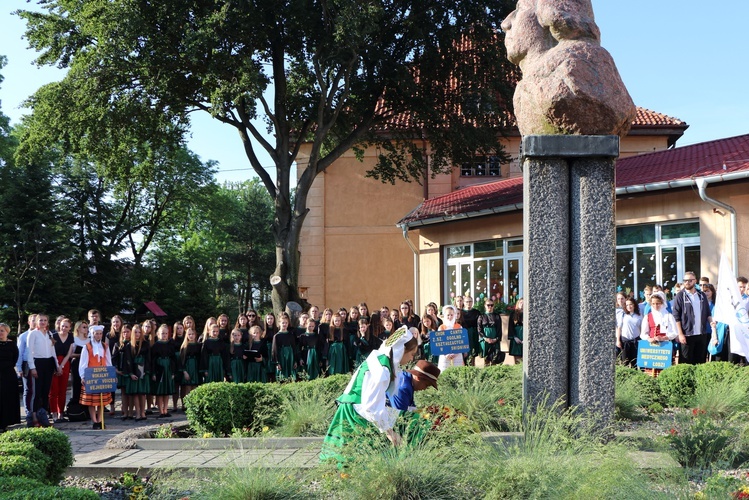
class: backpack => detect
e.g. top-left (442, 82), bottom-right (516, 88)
top-left (66, 401), bottom-right (90, 422)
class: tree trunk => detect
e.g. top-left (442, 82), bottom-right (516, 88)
top-left (270, 196), bottom-right (307, 313)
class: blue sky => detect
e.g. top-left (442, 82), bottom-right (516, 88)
top-left (1, 1), bottom-right (747, 184)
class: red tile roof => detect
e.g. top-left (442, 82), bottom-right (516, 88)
top-left (616, 133), bottom-right (749, 187)
top-left (399, 176), bottom-right (523, 226)
top-left (399, 134), bottom-right (749, 227)
top-left (633, 107), bottom-right (687, 127)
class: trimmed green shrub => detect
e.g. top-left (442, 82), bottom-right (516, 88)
top-left (694, 361), bottom-right (741, 390)
top-left (658, 364), bottom-right (696, 408)
top-left (0, 442), bottom-right (51, 480)
top-left (0, 427), bottom-right (73, 484)
top-left (615, 365), bottom-right (664, 407)
top-left (0, 455), bottom-right (45, 483)
top-left (0, 476), bottom-right (97, 499)
top-left (185, 382), bottom-right (279, 436)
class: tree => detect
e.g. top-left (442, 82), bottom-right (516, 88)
top-left (17, 0), bottom-right (515, 311)
top-left (0, 141), bottom-right (77, 329)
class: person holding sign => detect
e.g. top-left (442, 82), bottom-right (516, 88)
top-left (437, 305), bottom-right (464, 371)
top-left (640, 292), bottom-right (678, 343)
top-left (79, 325), bottom-right (112, 429)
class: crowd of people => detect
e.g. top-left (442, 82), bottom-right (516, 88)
top-left (0, 297), bottom-right (526, 432)
top-left (616, 272), bottom-right (749, 369)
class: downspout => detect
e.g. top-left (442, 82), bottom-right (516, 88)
top-left (402, 225), bottom-right (420, 313)
top-left (696, 177), bottom-right (739, 275)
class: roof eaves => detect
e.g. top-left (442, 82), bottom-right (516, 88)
top-left (398, 201), bottom-right (524, 229)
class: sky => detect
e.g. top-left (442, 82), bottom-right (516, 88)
top-left (1, 0), bottom-right (748, 185)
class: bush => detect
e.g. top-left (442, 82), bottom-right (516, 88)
top-left (0, 476), bottom-right (97, 499)
top-left (413, 365), bottom-right (523, 432)
top-left (694, 361), bottom-right (741, 390)
top-left (665, 410), bottom-right (733, 469)
top-left (0, 427), bottom-right (73, 484)
top-left (185, 376), bottom-right (352, 436)
top-left (691, 376), bottom-right (749, 418)
top-left (0, 455), bottom-right (45, 483)
top-left (185, 382), bottom-right (279, 436)
top-left (615, 377), bottom-right (648, 421)
top-left (0, 441), bottom-right (50, 480)
top-left (615, 365), bottom-right (664, 411)
top-left (658, 364), bottom-right (696, 408)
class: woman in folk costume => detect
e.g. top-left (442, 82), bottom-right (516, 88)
top-left (437, 305), bottom-right (465, 371)
top-left (640, 291), bottom-right (678, 343)
top-left (320, 325), bottom-right (419, 465)
top-left (79, 325), bottom-right (112, 429)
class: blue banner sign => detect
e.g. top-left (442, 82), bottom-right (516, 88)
top-left (636, 340), bottom-right (673, 370)
top-left (430, 328), bottom-right (470, 356)
top-left (84, 366), bottom-right (118, 394)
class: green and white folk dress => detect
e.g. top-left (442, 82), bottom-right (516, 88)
top-left (320, 353), bottom-right (401, 465)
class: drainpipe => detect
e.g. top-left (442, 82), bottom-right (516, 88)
top-left (401, 225), bottom-right (420, 313)
top-left (696, 177), bottom-right (739, 275)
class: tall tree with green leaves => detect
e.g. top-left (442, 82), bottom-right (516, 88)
top-left (17, 0), bottom-right (515, 311)
top-left (51, 146), bottom-right (215, 315)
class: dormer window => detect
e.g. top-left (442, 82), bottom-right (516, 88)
top-left (460, 155), bottom-right (502, 177)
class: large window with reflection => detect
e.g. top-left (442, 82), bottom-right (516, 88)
top-left (445, 238), bottom-right (523, 306)
top-left (616, 221), bottom-right (700, 298)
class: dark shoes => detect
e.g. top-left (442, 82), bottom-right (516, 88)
top-left (92, 422), bottom-right (106, 430)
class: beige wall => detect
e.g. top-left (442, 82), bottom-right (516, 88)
top-left (297, 148), bottom-right (423, 309)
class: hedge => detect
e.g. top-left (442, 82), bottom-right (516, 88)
top-left (0, 428), bottom-right (73, 484)
top-left (0, 476), bottom-right (97, 500)
top-left (615, 365), bottom-right (664, 407)
top-left (185, 375), bottom-right (353, 436)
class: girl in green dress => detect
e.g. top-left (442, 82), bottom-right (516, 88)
top-left (327, 312), bottom-right (349, 375)
top-left (246, 326), bottom-right (267, 383)
top-left (419, 314), bottom-right (439, 363)
top-left (299, 319), bottom-right (323, 380)
top-left (123, 324), bottom-right (150, 421)
top-left (229, 329), bottom-right (247, 383)
top-left (151, 324), bottom-right (179, 418)
top-left (272, 314), bottom-right (297, 382)
top-left (320, 326), bottom-right (419, 466)
top-left (179, 327), bottom-right (201, 408)
top-left (200, 324), bottom-right (229, 383)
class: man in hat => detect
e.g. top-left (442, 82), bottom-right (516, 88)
top-left (389, 360), bottom-right (440, 412)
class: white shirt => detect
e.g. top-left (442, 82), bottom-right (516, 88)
top-left (640, 310), bottom-right (678, 341)
top-left (79, 340), bottom-right (112, 379)
top-left (26, 329), bottom-right (58, 370)
top-left (618, 313), bottom-right (643, 341)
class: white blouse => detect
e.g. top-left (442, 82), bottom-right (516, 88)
top-left (79, 342), bottom-right (112, 379)
top-left (352, 355), bottom-right (400, 433)
top-left (26, 329), bottom-right (58, 370)
top-left (640, 311), bottom-right (678, 341)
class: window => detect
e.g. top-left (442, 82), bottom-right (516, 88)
top-left (445, 238), bottom-right (522, 306)
top-left (460, 155), bottom-right (502, 177)
top-left (616, 221), bottom-right (700, 299)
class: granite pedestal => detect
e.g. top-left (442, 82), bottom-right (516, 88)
top-left (522, 135), bottom-right (617, 426)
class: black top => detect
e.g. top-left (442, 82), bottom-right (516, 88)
top-left (151, 340), bottom-right (180, 375)
top-left (52, 332), bottom-right (74, 358)
top-left (0, 340), bottom-right (19, 368)
top-left (478, 312), bottom-right (503, 338)
top-left (271, 331), bottom-right (297, 363)
top-left (400, 314), bottom-right (421, 330)
top-left (462, 309), bottom-right (480, 329)
top-left (298, 332), bottom-right (324, 363)
top-left (200, 338), bottom-right (230, 374)
top-left (123, 341), bottom-right (151, 378)
top-left (229, 343), bottom-right (247, 361)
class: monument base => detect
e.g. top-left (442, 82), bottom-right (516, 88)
top-left (522, 135), bottom-right (617, 428)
